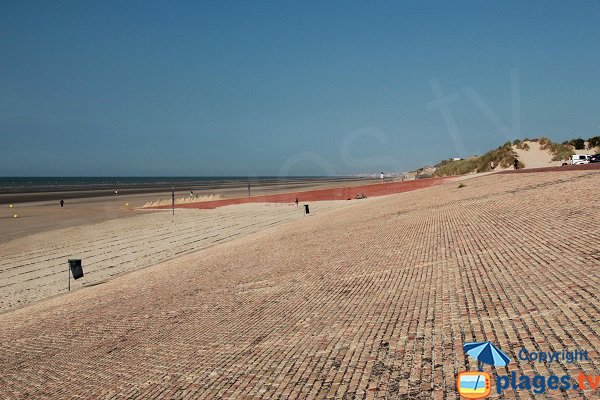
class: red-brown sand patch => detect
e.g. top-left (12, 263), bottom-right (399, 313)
top-left (153, 177), bottom-right (449, 210)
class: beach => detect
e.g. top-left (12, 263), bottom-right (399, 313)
top-left (1, 168), bottom-right (599, 398)
top-left (0, 177), bottom-right (368, 204)
top-left (0, 177), bottom-right (372, 243)
top-left (5, 2), bottom-right (600, 398)
top-left (0, 202), bottom-right (356, 313)
top-left (0, 177), bottom-right (447, 313)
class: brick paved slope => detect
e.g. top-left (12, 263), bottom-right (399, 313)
top-left (1, 170), bottom-right (599, 399)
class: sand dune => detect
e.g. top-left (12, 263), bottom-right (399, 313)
top-left (512, 141), bottom-right (563, 169)
top-left (511, 140), bottom-right (599, 170)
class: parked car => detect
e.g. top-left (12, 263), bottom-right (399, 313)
top-left (589, 154), bottom-right (600, 163)
top-left (570, 154), bottom-right (590, 165)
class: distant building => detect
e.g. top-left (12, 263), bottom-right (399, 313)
top-left (452, 157), bottom-right (463, 161)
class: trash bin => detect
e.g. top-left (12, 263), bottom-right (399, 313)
top-left (68, 259), bottom-right (84, 280)
top-left (304, 204), bottom-right (310, 214)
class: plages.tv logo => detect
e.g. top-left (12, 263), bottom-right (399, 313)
top-left (456, 371), bottom-right (491, 399)
top-left (457, 341), bottom-right (599, 397)
top-left (456, 341), bottom-right (511, 399)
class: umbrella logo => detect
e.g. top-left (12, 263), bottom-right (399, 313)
top-left (456, 341), bottom-right (511, 399)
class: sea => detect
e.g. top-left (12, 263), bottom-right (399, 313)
top-left (0, 176), bottom-right (351, 194)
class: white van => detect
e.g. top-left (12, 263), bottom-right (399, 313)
top-left (571, 154), bottom-right (590, 165)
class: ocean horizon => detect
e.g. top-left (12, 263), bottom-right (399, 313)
top-left (0, 176), bottom-right (355, 194)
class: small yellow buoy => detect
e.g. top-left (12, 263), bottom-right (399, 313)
top-left (9, 204), bottom-right (13, 208)
top-left (13, 214), bottom-right (19, 218)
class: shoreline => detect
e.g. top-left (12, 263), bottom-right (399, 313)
top-left (0, 177), bottom-right (365, 204)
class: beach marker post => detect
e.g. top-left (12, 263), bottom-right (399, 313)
top-left (171, 186), bottom-right (175, 216)
top-left (304, 204), bottom-right (310, 215)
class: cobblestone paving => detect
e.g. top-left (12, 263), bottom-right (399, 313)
top-left (0, 170), bottom-right (599, 399)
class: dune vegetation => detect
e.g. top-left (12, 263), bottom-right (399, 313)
top-left (433, 136), bottom-right (600, 177)
top-left (434, 142), bottom-right (518, 176)
top-left (143, 194), bottom-right (224, 208)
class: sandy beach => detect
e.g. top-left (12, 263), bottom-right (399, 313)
top-left (1, 168), bottom-right (598, 398)
top-left (0, 177), bottom-right (448, 313)
top-left (0, 178), bottom-right (375, 243)
top-left (0, 201), bottom-right (358, 313)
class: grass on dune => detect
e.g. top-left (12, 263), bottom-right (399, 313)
top-left (434, 142), bottom-right (518, 176)
top-left (143, 194), bottom-right (224, 208)
top-left (433, 135), bottom-right (596, 177)
top-left (538, 137), bottom-right (575, 161)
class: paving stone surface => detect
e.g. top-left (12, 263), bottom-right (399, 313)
top-left (0, 170), bottom-right (599, 399)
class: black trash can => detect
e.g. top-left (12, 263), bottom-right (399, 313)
top-left (304, 204), bottom-right (310, 214)
top-left (68, 259), bottom-right (84, 280)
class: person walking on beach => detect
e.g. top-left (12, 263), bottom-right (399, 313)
top-left (295, 197), bottom-right (299, 207)
top-left (60, 199), bottom-right (64, 208)
top-left (380, 172), bottom-right (384, 183)
top-left (490, 161), bottom-right (495, 171)
top-left (513, 158), bottom-right (519, 170)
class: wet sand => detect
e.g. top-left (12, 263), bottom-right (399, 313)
top-left (0, 177), bottom-right (365, 204)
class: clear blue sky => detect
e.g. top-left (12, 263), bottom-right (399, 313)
top-left (1, 1), bottom-right (599, 176)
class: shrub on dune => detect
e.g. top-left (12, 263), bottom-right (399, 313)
top-left (587, 136), bottom-right (600, 150)
top-left (568, 138), bottom-right (585, 150)
top-left (532, 137), bottom-right (574, 161)
top-left (515, 141), bottom-right (530, 150)
top-left (476, 142), bottom-right (519, 172)
top-left (538, 137), bottom-right (552, 150)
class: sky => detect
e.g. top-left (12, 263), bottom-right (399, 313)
top-left (1, 1), bottom-right (600, 176)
